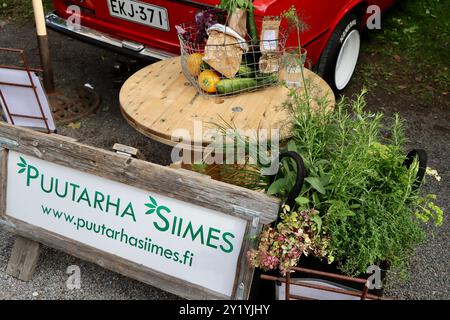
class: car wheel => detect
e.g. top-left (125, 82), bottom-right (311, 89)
top-left (317, 14), bottom-right (361, 93)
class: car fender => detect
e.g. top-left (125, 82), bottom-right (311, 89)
top-left (316, 0), bottom-right (368, 61)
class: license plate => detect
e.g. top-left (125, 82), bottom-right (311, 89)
top-left (107, 0), bottom-right (169, 31)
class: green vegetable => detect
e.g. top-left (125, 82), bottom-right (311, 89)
top-left (216, 78), bottom-right (257, 94)
top-left (256, 73), bottom-right (278, 86)
top-left (218, 0), bottom-right (258, 44)
top-left (200, 61), bottom-right (212, 72)
top-left (216, 74), bottom-right (278, 94)
top-left (219, 0), bottom-right (254, 13)
top-left (247, 7), bottom-right (259, 46)
top-left (237, 65), bottom-right (254, 78)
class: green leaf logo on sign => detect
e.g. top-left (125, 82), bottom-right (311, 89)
top-left (17, 156), bottom-right (27, 174)
top-left (145, 196), bottom-right (169, 215)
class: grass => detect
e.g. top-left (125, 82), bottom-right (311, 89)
top-left (359, 0), bottom-right (450, 102)
top-left (0, 0), bottom-right (53, 21)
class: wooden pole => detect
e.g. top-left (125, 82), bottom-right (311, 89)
top-left (32, 0), bottom-right (55, 94)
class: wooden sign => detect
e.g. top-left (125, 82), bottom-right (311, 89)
top-left (0, 122), bottom-right (279, 300)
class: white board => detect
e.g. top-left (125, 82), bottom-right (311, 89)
top-left (6, 151), bottom-right (247, 297)
top-left (0, 68), bottom-right (56, 131)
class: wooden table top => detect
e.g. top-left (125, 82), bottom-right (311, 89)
top-left (120, 57), bottom-right (335, 147)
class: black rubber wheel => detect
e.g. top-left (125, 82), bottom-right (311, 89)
top-left (317, 14), bottom-right (361, 93)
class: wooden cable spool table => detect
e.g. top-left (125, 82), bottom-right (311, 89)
top-left (120, 56), bottom-right (335, 150)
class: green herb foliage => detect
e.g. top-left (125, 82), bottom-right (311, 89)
top-left (218, 0), bottom-right (254, 14)
top-left (271, 89), bottom-right (443, 277)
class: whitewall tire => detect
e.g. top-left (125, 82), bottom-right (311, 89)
top-left (317, 14), bottom-right (361, 93)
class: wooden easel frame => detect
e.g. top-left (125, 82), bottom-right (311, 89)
top-left (0, 122), bottom-right (279, 300)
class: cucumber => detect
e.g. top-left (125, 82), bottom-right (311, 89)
top-left (216, 74), bottom-right (278, 94)
top-left (237, 65), bottom-right (255, 78)
top-left (247, 7), bottom-right (259, 46)
top-left (216, 78), bottom-right (258, 94)
top-left (256, 73), bottom-right (278, 86)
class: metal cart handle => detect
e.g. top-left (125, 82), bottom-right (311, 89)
top-left (403, 149), bottom-right (427, 191)
top-left (270, 151), bottom-right (305, 213)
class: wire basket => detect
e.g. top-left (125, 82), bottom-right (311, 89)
top-left (177, 19), bottom-right (288, 98)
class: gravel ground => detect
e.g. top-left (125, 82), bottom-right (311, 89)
top-left (0, 20), bottom-right (448, 300)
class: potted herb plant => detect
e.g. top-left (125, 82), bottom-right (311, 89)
top-left (249, 89), bottom-right (444, 296)
top-left (215, 88), bottom-right (443, 298)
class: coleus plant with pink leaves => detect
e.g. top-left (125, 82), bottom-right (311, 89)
top-left (247, 205), bottom-right (333, 275)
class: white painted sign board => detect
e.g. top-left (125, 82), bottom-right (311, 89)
top-left (6, 151), bottom-right (247, 296)
top-left (0, 68), bottom-right (56, 131)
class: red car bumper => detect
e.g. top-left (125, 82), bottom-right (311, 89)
top-left (46, 12), bottom-right (176, 61)
top-left (47, 0), bottom-right (221, 61)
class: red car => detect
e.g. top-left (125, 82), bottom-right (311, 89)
top-left (46, 0), bottom-right (396, 91)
